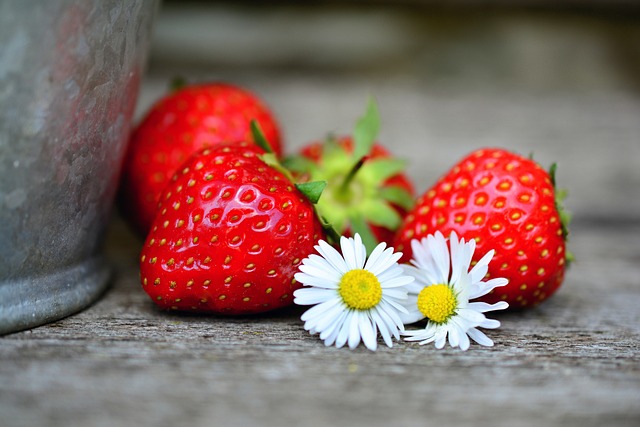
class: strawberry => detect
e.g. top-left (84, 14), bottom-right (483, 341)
top-left (119, 82), bottom-right (283, 235)
top-left (284, 100), bottom-right (414, 253)
top-left (394, 148), bottom-right (571, 310)
top-left (139, 140), bottom-right (326, 314)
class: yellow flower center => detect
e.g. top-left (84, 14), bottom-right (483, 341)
top-left (417, 284), bottom-right (458, 324)
top-left (338, 269), bottom-right (382, 310)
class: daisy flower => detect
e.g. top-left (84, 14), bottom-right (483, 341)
top-left (401, 231), bottom-right (509, 350)
top-left (293, 234), bottom-right (414, 351)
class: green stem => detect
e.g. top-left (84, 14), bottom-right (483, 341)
top-left (338, 157), bottom-right (366, 199)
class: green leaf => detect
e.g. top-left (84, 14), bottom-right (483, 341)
top-left (362, 158), bottom-right (407, 182)
top-left (379, 186), bottom-right (415, 211)
top-left (360, 200), bottom-right (402, 230)
top-left (257, 152), bottom-right (280, 169)
top-left (549, 162), bottom-right (558, 187)
top-left (352, 98), bottom-right (380, 161)
top-left (350, 214), bottom-right (379, 255)
top-left (549, 163), bottom-right (571, 239)
top-left (549, 162), bottom-right (573, 266)
top-left (282, 155), bottom-right (318, 174)
top-left (295, 181), bottom-right (327, 204)
top-left (250, 120), bottom-right (274, 154)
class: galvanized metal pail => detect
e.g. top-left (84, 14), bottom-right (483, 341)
top-left (0, 0), bottom-right (158, 334)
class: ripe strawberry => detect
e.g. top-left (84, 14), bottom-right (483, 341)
top-left (119, 82), bottom-right (283, 235)
top-left (284, 100), bottom-right (414, 253)
top-left (139, 140), bottom-right (325, 314)
top-left (394, 148), bottom-right (571, 310)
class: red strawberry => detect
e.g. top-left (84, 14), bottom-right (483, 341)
top-left (119, 82), bottom-right (283, 235)
top-left (284, 100), bottom-right (414, 253)
top-left (139, 141), bottom-right (325, 314)
top-left (394, 148), bottom-right (571, 310)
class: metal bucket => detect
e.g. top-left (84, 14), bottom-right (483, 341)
top-left (0, 0), bottom-right (158, 334)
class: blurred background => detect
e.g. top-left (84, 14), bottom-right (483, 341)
top-left (136, 0), bottom-right (640, 226)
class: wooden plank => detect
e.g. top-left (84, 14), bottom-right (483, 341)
top-left (0, 218), bottom-right (638, 427)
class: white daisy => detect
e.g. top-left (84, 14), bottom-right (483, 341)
top-left (401, 231), bottom-right (509, 350)
top-left (293, 234), bottom-right (414, 351)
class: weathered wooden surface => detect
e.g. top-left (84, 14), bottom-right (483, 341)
top-left (1, 4), bottom-right (639, 427)
top-left (1, 219), bottom-right (638, 427)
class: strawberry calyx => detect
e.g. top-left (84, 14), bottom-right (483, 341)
top-left (283, 99), bottom-right (413, 253)
top-left (169, 76), bottom-right (187, 92)
top-left (549, 162), bottom-right (574, 267)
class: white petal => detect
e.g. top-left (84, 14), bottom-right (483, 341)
top-left (401, 266), bottom-right (430, 293)
top-left (458, 330), bottom-right (470, 351)
top-left (293, 287), bottom-right (334, 305)
top-left (379, 288), bottom-right (406, 301)
top-left (302, 254), bottom-right (343, 280)
top-left (404, 282), bottom-right (426, 296)
top-left (379, 272), bottom-right (414, 289)
top-left (340, 235), bottom-right (361, 270)
top-left (403, 322), bottom-right (436, 341)
top-left (371, 309), bottom-right (393, 348)
top-left (412, 233), bottom-right (450, 285)
top-left (303, 253), bottom-right (334, 270)
top-left (377, 299), bottom-right (407, 330)
top-left (466, 327), bottom-right (494, 347)
top-left (313, 303), bottom-right (349, 333)
top-left (335, 311), bottom-right (353, 348)
top-left (375, 265), bottom-right (403, 284)
top-left (409, 239), bottom-right (436, 278)
top-left (348, 311), bottom-right (362, 349)
top-left (434, 329), bottom-right (448, 349)
top-left (479, 318), bottom-right (501, 329)
top-left (469, 249), bottom-right (494, 283)
top-left (430, 232), bottom-right (451, 284)
top-left (316, 240), bottom-right (349, 274)
top-left (450, 233), bottom-right (474, 289)
top-left (488, 277), bottom-right (509, 289)
top-left (379, 296), bottom-right (409, 317)
top-left (454, 273), bottom-right (471, 304)
top-left (469, 277), bottom-right (509, 299)
top-left (353, 234), bottom-right (367, 270)
top-left (402, 328), bottom-right (430, 342)
top-left (319, 309), bottom-right (349, 344)
top-left (300, 297), bottom-right (342, 325)
top-left (457, 307), bottom-right (487, 325)
top-left (295, 269), bottom-right (339, 289)
top-left (448, 232), bottom-right (463, 286)
top-left (468, 301), bottom-right (509, 313)
top-left (365, 246), bottom-right (400, 277)
top-left (359, 313), bottom-right (378, 351)
top-left (399, 307), bottom-right (424, 325)
top-left (448, 325), bottom-right (460, 348)
top-left (374, 305), bottom-right (403, 340)
top-left (363, 241), bottom-right (388, 273)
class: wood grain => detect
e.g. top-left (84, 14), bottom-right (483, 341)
top-left (1, 219), bottom-right (639, 427)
